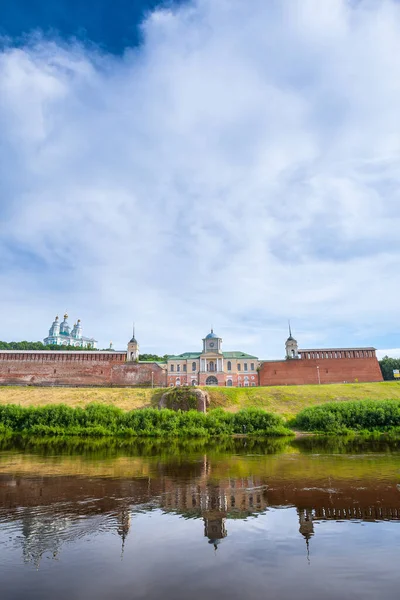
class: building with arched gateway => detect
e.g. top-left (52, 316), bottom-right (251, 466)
top-left (166, 329), bottom-right (259, 387)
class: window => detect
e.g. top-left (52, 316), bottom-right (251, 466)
top-left (170, 364), bottom-right (174, 372)
top-left (183, 364), bottom-right (186, 372)
top-left (227, 361), bottom-right (232, 371)
top-left (251, 363), bottom-right (254, 371)
top-left (237, 364), bottom-right (241, 371)
top-left (244, 363), bottom-right (248, 371)
top-left (192, 362), bottom-right (196, 371)
top-left (177, 364), bottom-right (180, 372)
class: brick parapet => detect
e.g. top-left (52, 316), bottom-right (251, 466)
top-left (259, 356), bottom-right (383, 386)
top-left (0, 351), bottom-right (167, 387)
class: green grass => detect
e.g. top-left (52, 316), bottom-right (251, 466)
top-left (0, 404), bottom-right (292, 438)
top-left (206, 382), bottom-right (400, 417)
top-left (2, 381), bottom-right (400, 418)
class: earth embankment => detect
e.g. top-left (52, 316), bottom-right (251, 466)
top-left (0, 381), bottom-right (399, 418)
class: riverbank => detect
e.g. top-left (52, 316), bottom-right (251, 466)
top-left (1, 381), bottom-right (399, 418)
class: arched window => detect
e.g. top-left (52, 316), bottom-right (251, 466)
top-left (192, 362), bottom-right (196, 371)
top-left (170, 364), bottom-right (174, 372)
top-left (226, 379), bottom-right (233, 386)
top-left (237, 363), bottom-right (241, 371)
top-left (244, 363), bottom-right (248, 371)
top-left (227, 361), bottom-right (232, 371)
top-left (177, 364), bottom-right (181, 372)
top-left (291, 350), bottom-right (295, 358)
top-left (251, 363), bottom-right (255, 370)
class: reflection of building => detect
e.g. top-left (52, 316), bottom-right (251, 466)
top-left (44, 314), bottom-right (97, 348)
top-left (298, 508), bottom-right (314, 562)
top-left (167, 329), bottom-right (259, 387)
top-left (204, 516), bottom-right (227, 549)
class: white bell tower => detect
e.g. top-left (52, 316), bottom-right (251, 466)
top-left (127, 324), bottom-right (139, 361)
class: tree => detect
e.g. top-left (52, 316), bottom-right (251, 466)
top-left (0, 341), bottom-right (99, 351)
top-left (139, 353), bottom-right (168, 362)
top-left (379, 356), bottom-right (400, 380)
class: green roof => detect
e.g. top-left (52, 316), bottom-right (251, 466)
top-left (167, 352), bottom-right (201, 360)
top-left (222, 351), bottom-right (258, 359)
top-left (166, 351), bottom-right (258, 360)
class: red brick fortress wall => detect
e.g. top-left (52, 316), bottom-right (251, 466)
top-left (259, 354), bottom-right (383, 386)
top-left (0, 352), bottom-right (167, 387)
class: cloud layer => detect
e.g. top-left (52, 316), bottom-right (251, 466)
top-left (1, 0), bottom-right (400, 357)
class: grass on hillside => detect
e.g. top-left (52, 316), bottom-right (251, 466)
top-left (1, 381), bottom-right (400, 418)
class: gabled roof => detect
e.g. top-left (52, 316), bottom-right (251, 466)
top-left (167, 351), bottom-right (258, 360)
top-left (222, 351), bottom-right (258, 359)
top-left (167, 352), bottom-right (201, 360)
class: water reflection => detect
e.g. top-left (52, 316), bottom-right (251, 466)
top-left (1, 435), bottom-right (400, 573)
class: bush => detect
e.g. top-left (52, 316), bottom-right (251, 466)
top-left (0, 404), bottom-right (292, 438)
top-left (293, 400), bottom-right (400, 433)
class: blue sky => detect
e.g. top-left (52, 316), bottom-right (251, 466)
top-left (0, 0), bottom-right (400, 357)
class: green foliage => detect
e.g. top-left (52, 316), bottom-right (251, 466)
top-left (162, 387), bottom-right (199, 411)
top-left (139, 353), bottom-right (168, 362)
top-left (0, 404), bottom-right (292, 438)
top-left (0, 341), bottom-right (101, 351)
top-left (293, 399), bottom-right (400, 433)
top-left (379, 356), bottom-right (400, 381)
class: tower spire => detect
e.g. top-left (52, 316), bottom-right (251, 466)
top-left (288, 320), bottom-right (292, 338)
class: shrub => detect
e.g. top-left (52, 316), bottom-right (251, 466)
top-left (293, 400), bottom-right (400, 433)
top-left (0, 404), bottom-right (292, 438)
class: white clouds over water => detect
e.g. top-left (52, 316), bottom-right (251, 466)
top-left (1, 0), bottom-right (400, 356)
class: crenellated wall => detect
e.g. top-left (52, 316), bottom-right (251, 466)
top-left (259, 354), bottom-right (383, 386)
top-left (0, 351), bottom-right (167, 387)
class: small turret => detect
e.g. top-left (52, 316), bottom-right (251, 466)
top-left (127, 324), bottom-right (139, 361)
top-left (285, 321), bottom-right (298, 359)
top-left (60, 313), bottom-right (70, 335)
top-left (49, 315), bottom-right (60, 337)
top-left (75, 319), bottom-right (82, 339)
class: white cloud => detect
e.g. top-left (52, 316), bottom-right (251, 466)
top-left (1, 0), bottom-right (400, 357)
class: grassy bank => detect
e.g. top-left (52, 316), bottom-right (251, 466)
top-left (0, 404), bottom-right (291, 438)
top-left (1, 381), bottom-right (400, 417)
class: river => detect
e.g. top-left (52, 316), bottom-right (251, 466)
top-left (1, 436), bottom-right (400, 599)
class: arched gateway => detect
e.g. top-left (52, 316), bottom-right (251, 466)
top-left (205, 376), bottom-right (218, 386)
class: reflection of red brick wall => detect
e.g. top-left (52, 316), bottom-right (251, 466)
top-left (259, 356), bottom-right (383, 386)
top-left (0, 352), bottom-right (167, 387)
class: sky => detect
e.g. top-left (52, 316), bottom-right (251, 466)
top-left (0, 0), bottom-right (400, 358)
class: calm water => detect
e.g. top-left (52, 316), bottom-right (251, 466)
top-left (1, 436), bottom-right (400, 600)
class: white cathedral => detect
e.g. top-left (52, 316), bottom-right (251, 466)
top-left (44, 314), bottom-right (98, 348)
